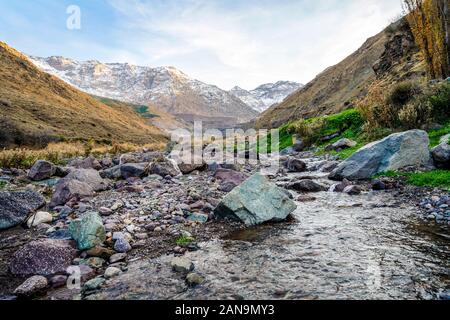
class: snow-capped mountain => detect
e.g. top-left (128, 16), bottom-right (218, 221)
top-left (29, 56), bottom-right (259, 126)
top-left (230, 81), bottom-right (303, 112)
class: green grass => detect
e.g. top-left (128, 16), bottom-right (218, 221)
top-left (0, 181), bottom-right (7, 189)
top-left (428, 121), bottom-right (450, 147)
top-left (375, 170), bottom-right (450, 190)
top-left (175, 235), bottom-right (195, 247)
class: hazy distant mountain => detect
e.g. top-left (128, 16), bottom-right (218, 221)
top-left (230, 81), bottom-right (303, 112)
top-left (29, 56), bottom-right (259, 127)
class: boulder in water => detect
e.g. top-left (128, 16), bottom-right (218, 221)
top-left (214, 173), bottom-right (297, 226)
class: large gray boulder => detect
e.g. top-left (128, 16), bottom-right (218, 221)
top-left (329, 130), bottom-right (433, 181)
top-left (120, 163), bottom-right (148, 179)
top-left (0, 190), bottom-right (46, 230)
top-left (28, 160), bottom-right (56, 181)
top-left (10, 239), bottom-right (77, 276)
top-left (431, 143), bottom-right (450, 169)
top-left (149, 159), bottom-right (182, 177)
top-left (50, 179), bottom-right (94, 208)
top-left (214, 173), bottom-right (297, 226)
top-left (66, 169), bottom-right (108, 191)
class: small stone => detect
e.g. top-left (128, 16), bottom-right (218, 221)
top-left (86, 246), bottom-right (115, 259)
top-left (171, 257), bottom-right (194, 273)
top-left (82, 277), bottom-right (105, 292)
top-left (343, 185), bottom-right (362, 195)
top-left (187, 213), bottom-right (209, 223)
top-left (114, 238), bottom-right (132, 253)
top-left (85, 257), bottom-right (105, 269)
top-left (50, 275), bottom-right (68, 288)
top-left (98, 207), bottom-right (113, 216)
top-left (26, 211), bottom-right (53, 228)
top-left (104, 267), bottom-right (121, 279)
top-left (14, 276), bottom-right (48, 297)
top-left (109, 253), bottom-right (127, 264)
top-left (186, 272), bottom-right (205, 287)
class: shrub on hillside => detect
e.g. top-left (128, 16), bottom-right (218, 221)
top-left (428, 82), bottom-right (450, 122)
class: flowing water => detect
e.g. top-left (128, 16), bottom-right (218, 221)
top-left (91, 182), bottom-right (450, 300)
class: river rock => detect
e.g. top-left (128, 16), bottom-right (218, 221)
top-left (66, 169), bottom-right (108, 192)
top-left (114, 238), bottom-right (132, 253)
top-left (329, 130), bottom-right (432, 181)
top-left (100, 165), bottom-right (122, 180)
top-left (69, 156), bottom-right (102, 170)
top-left (10, 239), bottom-right (77, 276)
top-left (325, 138), bottom-right (357, 151)
top-left (110, 253), bottom-right (127, 264)
top-left (26, 211), bottom-right (53, 228)
top-left (14, 276), bottom-right (48, 297)
top-left (186, 273), bottom-right (205, 287)
top-left (171, 257), bottom-right (194, 273)
top-left (287, 179), bottom-right (327, 192)
top-left (120, 151), bottom-right (164, 165)
top-left (214, 168), bottom-right (248, 189)
top-left (69, 212), bottom-right (106, 250)
top-left (0, 190), bottom-right (46, 230)
top-left (343, 185), bottom-right (362, 195)
top-left (214, 173), bottom-right (297, 226)
top-left (120, 163), bottom-right (148, 179)
top-left (28, 160), bottom-right (56, 181)
top-left (283, 158), bottom-right (307, 173)
top-left (149, 159), bottom-right (182, 177)
top-left (104, 267), bottom-right (121, 279)
top-left (431, 143), bottom-right (450, 169)
top-left (178, 160), bottom-right (207, 175)
top-left (50, 179), bottom-right (94, 208)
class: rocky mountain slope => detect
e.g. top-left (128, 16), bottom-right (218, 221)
top-left (257, 19), bottom-right (426, 128)
top-left (29, 56), bottom-right (259, 127)
top-left (229, 81), bottom-right (302, 113)
top-left (0, 42), bottom-right (167, 148)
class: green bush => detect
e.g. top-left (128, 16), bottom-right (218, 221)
top-left (428, 82), bottom-right (450, 123)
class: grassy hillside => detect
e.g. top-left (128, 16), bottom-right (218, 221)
top-left (0, 41), bottom-right (168, 148)
top-left (257, 19), bottom-right (426, 128)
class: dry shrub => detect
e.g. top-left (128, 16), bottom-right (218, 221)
top-left (290, 118), bottom-right (325, 146)
top-left (398, 99), bottom-right (433, 129)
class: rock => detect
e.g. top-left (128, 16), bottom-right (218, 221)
top-left (78, 265), bottom-right (96, 282)
top-left (69, 212), bottom-right (106, 250)
top-left (171, 257), bottom-right (194, 273)
top-left (287, 179), bottom-right (327, 193)
top-left (329, 130), bottom-right (433, 181)
top-left (292, 136), bottom-right (306, 152)
top-left (50, 179), bottom-right (94, 208)
top-left (371, 179), bottom-right (386, 191)
top-left (14, 276), bottom-right (48, 297)
top-left (325, 138), bottom-right (357, 151)
top-left (10, 239), bottom-right (77, 276)
top-left (320, 161), bottom-right (340, 173)
top-left (54, 166), bottom-right (70, 178)
top-left (85, 257), bottom-right (105, 269)
top-left (98, 207), bottom-right (113, 216)
top-left (283, 158), bottom-right (307, 172)
top-left (28, 160), bottom-right (56, 181)
top-left (82, 277), bottom-right (105, 292)
top-left (114, 238), bottom-right (132, 253)
top-left (187, 213), bottom-right (209, 223)
top-left (0, 190), bottom-right (46, 230)
top-left (214, 169), bottom-right (248, 189)
top-left (120, 163), bottom-right (148, 179)
top-left (343, 185), bottom-right (362, 195)
top-left (431, 143), bottom-right (450, 169)
top-left (104, 267), bottom-right (121, 279)
top-left (69, 156), bottom-right (102, 170)
top-left (100, 165), bottom-right (122, 180)
top-left (320, 132), bottom-right (340, 142)
top-left (149, 159), bottom-right (181, 177)
top-left (214, 173), bottom-right (297, 226)
top-left (110, 253), bottom-right (127, 264)
top-left (120, 151), bottom-right (164, 165)
top-left (218, 181), bottom-right (238, 193)
top-left (66, 169), bottom-right (108, 192)
top-left (186, 273), bottom-right (205, 287)
top-left (26, 211), bottom-right (53, 228)
top-left (50, 275), bottom-right (68, 288)
top-left (178, 157), bottom-right (207, 175)
top-left (86, 246), bottom-right (115, 259)
top-left (331, 179), bottom-right (352, 192)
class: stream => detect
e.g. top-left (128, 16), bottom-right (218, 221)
top-left (89, 172), bottom-right (450, 300)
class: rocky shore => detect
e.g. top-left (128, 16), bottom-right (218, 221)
top-left (0, 129), bottom-right (449, 300)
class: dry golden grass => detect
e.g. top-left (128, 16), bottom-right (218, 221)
top-left (0, 41), bottom-right (168, 148)
top-left (0, 141), bottom-right (166, 169)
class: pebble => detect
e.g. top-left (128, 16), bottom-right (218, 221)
top-left (104, 267), bottom-right (121, 279)
top-left (83, 277), bottom-right (105, 292)
top-left (27, 211), bottom-right (53, 228)
top-left (171, 257), bottom-right (194, 273)
top-left (114, 238), bottom-right (132, 253)
top-left (186, 273), bottom-right (205, 287)
top-left (50, 275), bottom-right (68, 288)
top-left (110, 253), bottom-right (127, 264)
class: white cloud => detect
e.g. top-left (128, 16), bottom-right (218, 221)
top-left (107, 0), bottom-right (403, 89)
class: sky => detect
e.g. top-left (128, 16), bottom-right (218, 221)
top-left (0, 0), bottom-right (404, 90)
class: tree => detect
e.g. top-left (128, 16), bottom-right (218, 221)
top-left (403, 0), bottom-right (450, 79)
